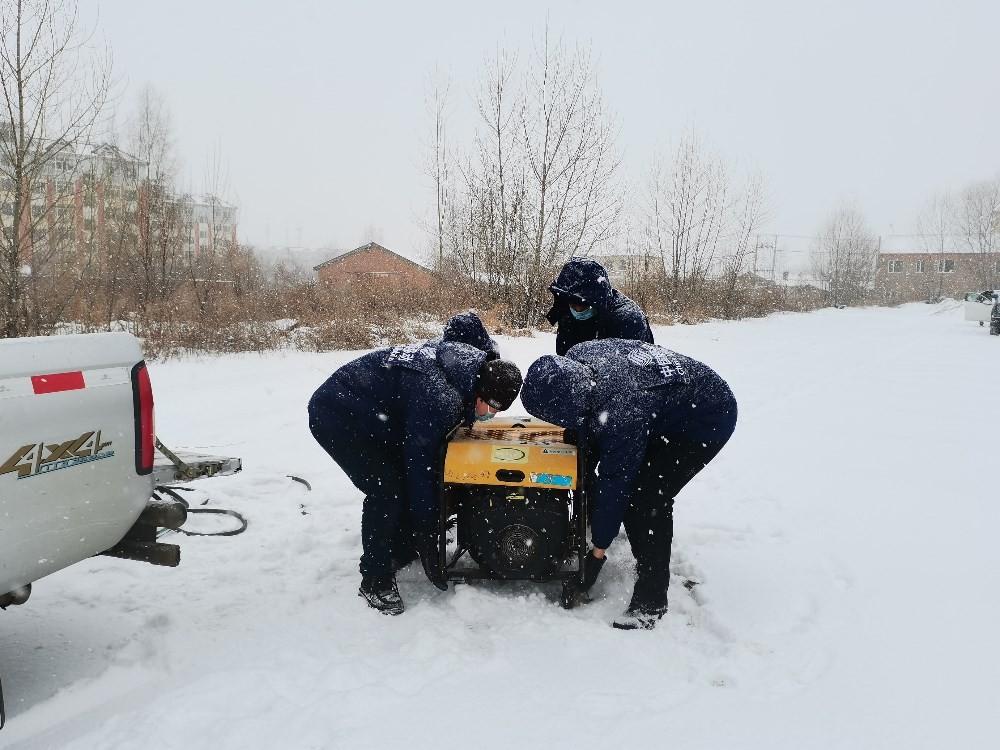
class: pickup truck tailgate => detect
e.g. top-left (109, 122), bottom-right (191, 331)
top-left (0, 333), bottom-right (155, 595)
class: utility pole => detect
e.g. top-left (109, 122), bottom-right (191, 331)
top-left (876, 235), bottom-right (881, 304)
top-left (937, 230), bottom-right (945, 302)
top-left (770, 234), bottom-right (779, 282)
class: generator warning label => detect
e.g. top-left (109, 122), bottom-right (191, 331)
top-left (541, 447), bottom-right (575, 455)
top-left (491, 446), bottom-right (528, 463)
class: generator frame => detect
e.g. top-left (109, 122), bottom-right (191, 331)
top-left (435, 418), bottom-right (589, 608)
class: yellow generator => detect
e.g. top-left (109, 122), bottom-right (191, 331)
top-left (438, 415), bottom-right (587, 607)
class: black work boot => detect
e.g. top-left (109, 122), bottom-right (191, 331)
top-left (358, 575), bottom-right (404, 616)
top-left (612, 575), bottom-right (667, 630)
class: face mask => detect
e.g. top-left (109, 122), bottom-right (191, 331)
top-left (570, 306), bottom-right (595, 321)
top-left (475, 412), bottom-right (496, 422)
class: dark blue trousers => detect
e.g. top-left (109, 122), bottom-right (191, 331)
top-left (623, 435), bottom-right (729, 608)
top-left (308, 406), bottom-right (415, 580)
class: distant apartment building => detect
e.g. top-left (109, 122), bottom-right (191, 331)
top-left (184, 194), bottom-right (240, 258)
top-left (0, 133), bottom-right (238, 269)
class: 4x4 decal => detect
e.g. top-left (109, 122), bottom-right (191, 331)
top-left (0, 430), bottom-right (114, 480)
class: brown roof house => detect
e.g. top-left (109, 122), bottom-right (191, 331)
top-left (313, 242), bottom-right (436, 291)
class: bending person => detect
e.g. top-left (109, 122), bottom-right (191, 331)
top-left (309, 341), bottom-right (522, 616)
top-left (521, 339), bottom-right (736, 630)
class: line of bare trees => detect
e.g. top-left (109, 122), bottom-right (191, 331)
top-left (420, 28), bottom-right (779, 327)
top-left (1, 5), bottom-right (838, 352)
top-left (808, 172), bottom-right (1000, 307)
top-left (911, 175), bottom-right (1000, 292)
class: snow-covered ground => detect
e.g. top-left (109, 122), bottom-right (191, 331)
top-left (1, 302), bottom-right (996, 749)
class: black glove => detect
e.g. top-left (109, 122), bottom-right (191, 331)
top-left (415, 531), bottom-right (448, 591)
top-left (579, 549), bottom-right (606, 593)
top-left (545, 293), bottom-right (568, 326)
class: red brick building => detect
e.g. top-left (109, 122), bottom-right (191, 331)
top-left (874, 250), bottom-right (1000, 303)
top-left (313, 242), bottom-right (435, 290)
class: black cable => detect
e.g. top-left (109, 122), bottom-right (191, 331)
top-left (287, 475), bottom-right (312, 491)
top-left (175, 508), bottom-right (248, 537)
top-left (154, 485), bottom-right (248, 537)
top-left (155, 485), bottom-right (194, 507)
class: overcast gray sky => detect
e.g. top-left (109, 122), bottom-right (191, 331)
top-left (84, 0), bottom-right (999, 264)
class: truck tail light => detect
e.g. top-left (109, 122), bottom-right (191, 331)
top-left (131, 362), bottom-right (155, 475)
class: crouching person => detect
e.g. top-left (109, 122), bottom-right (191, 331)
top-left (308, 341), bottom-right (522, 615)
top-left (521, 339), bottom-right (737, 630)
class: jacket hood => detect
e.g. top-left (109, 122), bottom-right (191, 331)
top-left (443, 311), bottom-right (499, 359)
top-left (548, 258), bottom-right (613, 310)
top-left (521, 355), bottom-right (593, 429)
top-left (436, 341), bottom-right (488, 421)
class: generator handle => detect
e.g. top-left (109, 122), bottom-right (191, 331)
top-left (438, 424), bottom-right (462, 581)
top-left (574, 433), bottom-right (589, 584)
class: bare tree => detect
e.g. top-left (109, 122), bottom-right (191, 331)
top-left (717, 169), bottom-right (771, 316)
top-left (911, 192), bottom-right (955, 302)
top-left (610, 219), bottom-right (661, 313)
top-left (0, 0), bottom-right (114, 337)
top-left (187, 144), bottom-right (239, 315)
top-left (438, 27), bottom-right (623, 327)
top-left (516, 28), bottom-right (622, 325)
top-left (655, 131), bottom-right (728, 294)
top-left (811, 202), bottom-right (879, 306)
top-left (954, 175), bottom-right (1000, 289)
top-left (640, 128), bottom-right (769, 313)
top-left (462, 45), bottom-right (525, 315)
top-left (419, 66), bottom-right (453, 272)
top-left (102, 85), bottom-right (185, 320)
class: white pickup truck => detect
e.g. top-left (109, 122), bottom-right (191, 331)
top-left (0, 331), bottom-right (240, 728)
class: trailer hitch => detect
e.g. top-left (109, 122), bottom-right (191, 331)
top-left (153, 438), bottom-right (241, 482)
top-left (100, 495), bottom-right (188, 567)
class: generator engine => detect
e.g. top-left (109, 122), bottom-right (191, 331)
top-left (456, 485), bottom-right (570, 579)
top-left (442, 416), bottom-right (583, 585)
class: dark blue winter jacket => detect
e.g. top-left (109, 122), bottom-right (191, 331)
top-left (545, 258), bottom-right (653, 355)
top-left (439, 311), bottom-right (499, 359)
top-left (309, 340), bottom-right (486, 531)
top-left (520, 339), bottom-right (737, 550)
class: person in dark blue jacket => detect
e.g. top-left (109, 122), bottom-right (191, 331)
top-left (438, 310), bottom-right (500, 360)
top-left (545, 257), bottom-right (654, 355)
top-left (521, 339), bottom-right (737, 630)
top-left (308, 340), bottom-right (522, 615)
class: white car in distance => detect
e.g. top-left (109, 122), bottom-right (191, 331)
top-left (963, 291), bottom-right (998, 327)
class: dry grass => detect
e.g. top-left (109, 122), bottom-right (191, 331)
top-left (8, 263), bottom-right (830, 356)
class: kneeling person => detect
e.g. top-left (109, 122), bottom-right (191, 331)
top-left (521, 339), bottom-right (737, 630)
top-left (308, 341), bottom-right (522, 615)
